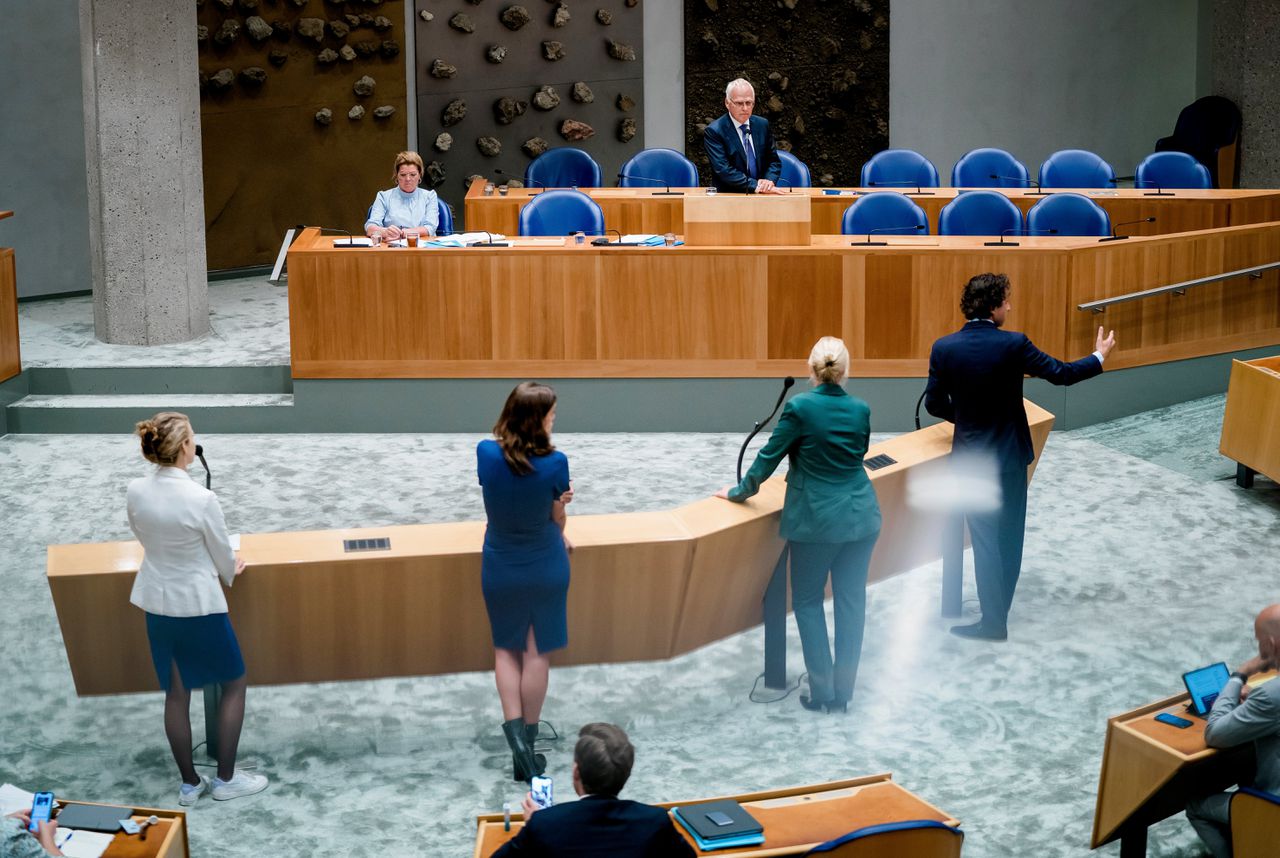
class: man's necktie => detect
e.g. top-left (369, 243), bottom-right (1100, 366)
top-left (740, 124), bottom-right (757, 179)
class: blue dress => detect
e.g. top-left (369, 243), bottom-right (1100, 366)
top-left (477, 439), bottom-right (571, 652)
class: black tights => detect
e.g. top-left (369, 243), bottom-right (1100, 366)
top-left (164, 661), bottom-right (247, 783)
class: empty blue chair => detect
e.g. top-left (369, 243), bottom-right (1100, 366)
top-left (618, 148), bottom-right (698, 189)
top-left (1039, 149), bottom-right (1116, 188)
top-left (526, 147), bottom-right (602, 189)
top-left (860, 149), bottom-right (940, 190)
top-left (1026, 192), bottom-right (1110, 237)
top-left (778, 150), bottom-right (812, 188)
top-left (517, 189), bottom-right (604, 236)
top-left (1135, 151), bottom-right (1212, 190)
top-left (806, 820), bottom-right (963, 857)
top-left (841, 192), bottom-right (929, 236)
top-left (938, 190), bottom-right (1023, 237)
top-left (436, 200), bottom-right (455, 236)
top-left (951, 147), bottom-right (1029, 188)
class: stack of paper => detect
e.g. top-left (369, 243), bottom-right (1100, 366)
top-left (619, 234), bottom-right (666, 246)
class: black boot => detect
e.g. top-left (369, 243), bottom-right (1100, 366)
top-left (502, 718), bottom-right (538, 783)
top-left (524, 722), bottom-right (547, 777)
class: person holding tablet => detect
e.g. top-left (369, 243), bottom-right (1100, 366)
top-left (127, 412), bottom-right (268, 804)
top-left (364, 150), bottom-right (439, 242)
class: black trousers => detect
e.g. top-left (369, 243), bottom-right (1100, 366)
top-left (964, 467), bottom-right (1029, 630)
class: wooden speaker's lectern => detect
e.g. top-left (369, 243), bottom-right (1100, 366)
top-left (683, 194), bottom-right (810, 246)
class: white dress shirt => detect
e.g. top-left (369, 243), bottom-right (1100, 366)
top-left (364, 186), bottom-right (440, 236)
top-left (127, 467), bottom-right (237, 617)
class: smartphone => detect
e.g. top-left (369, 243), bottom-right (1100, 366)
top-left (1156, 712), bottom-right (1193, 729)
top-left (530, 775), bottom-right (554, 809)
top-left (28, 792), bottom-right (54, 833)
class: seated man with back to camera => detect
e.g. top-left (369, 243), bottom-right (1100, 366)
top-left (1185, 603), bottom-right (1280, 858)
top-left (703, 78), bottom-right (785, 195)
top-left (493, 722), bottom-right (695, 857)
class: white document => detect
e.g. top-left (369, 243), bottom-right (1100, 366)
top-left (230, 533), bottom-right (241, 551)
top-left (332, 237), bottom-right (373, 247)
top-left (0, 783), bottom-right (34, 815)
top-left (55, 829), bottom-right (115, 858)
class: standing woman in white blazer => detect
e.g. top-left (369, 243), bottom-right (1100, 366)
top-left (127, 412), bottom-right (268, 805)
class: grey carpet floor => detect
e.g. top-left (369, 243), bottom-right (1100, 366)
top-left (1, 395), bottom-right (1277, 857)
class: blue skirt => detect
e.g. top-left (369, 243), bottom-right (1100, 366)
top-left (145, 612), bottom-right (245, 691)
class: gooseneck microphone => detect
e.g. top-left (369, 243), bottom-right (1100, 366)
top-left (194, 444), bottom-right (211, 490)
top-left (852, 224), bottom-right (925, 247)
top-left (494, 168), bottom-right (546, 194)
top-left (616, 172), bottom-right (683, 196)
top-left (984, 227), bottom-right (1058, 248)
top-left (478, 230), bottom-right (509, 247)
top-left (1130, 178), bottom-right (1172, 197)
top-left (309, 226), bottom-right (366, 247)
top-left (867, 179), bottom-right (935, 196)
top-left (736, 377), bottom-right (796, 483)
top-left (1099, 217), bottom-right (1156, 242)
top-left (989, 174), bottom-right (1050, 196)
top-left (591, 229), bottom-right (624, 246)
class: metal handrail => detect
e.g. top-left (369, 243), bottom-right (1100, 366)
top-left (1077, 261), bottom-right (1280, 313)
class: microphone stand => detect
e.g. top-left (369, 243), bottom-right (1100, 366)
top-left (736, 377), bottom-right (795, 482)
top-left (494, 169), bottom-right (545, 194)
top-left (1099, 217), bottom-right (1156, 242)
top-left (852, 224), bottom-right (926, 247)
top-left (479, 231), bottom-right (509, 247)
top-left (868, 180), bottom-right (935, 196)
top-left (990, 174), bottom-right (1050, 196)
top-left (983, 227), bottom-right (1057, 248)
top-left (616, 173), bottom-right (683, 196)
top-left (311, 226), bottom-right (368, 247)
top-left (195, 444), bottom-right (211, 490)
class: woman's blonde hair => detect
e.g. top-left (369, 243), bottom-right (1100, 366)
top-left (808, 336), bottom-right (849, 385)
top-left (393, 150), bottom-right (425, 182)
top-left (135, 411), bottom-right (192, 466)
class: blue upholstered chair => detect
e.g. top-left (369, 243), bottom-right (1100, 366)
top-left (1155, 95), bottom-right (1241, 188)
top-left (1026, 192), bottom-right (1110, 237)
top-left (938, 190), bottom-right (1023, 237)
top-left (436, 200), bottom-right (455, 236)
top-left (778, 150), bottom-right (812, 189)
top-left (1232, 787), bottom-right (1280, 858)
top-left (860, 149), bottom-right (940, 190)
top-left (1038, 149), bottom-right (1116, 188)
top-left (1135, 151), bottom-right (1212, 190)
top-left (951, 147), bottom-right (1029, 188)
top-left (805, 820), bottom-right (963, 858)
top-left (841, 192), bottom-right (929, 236)
top-left (618, 148), bottom-right (699, 189)
top-left (526, 147), bottom-right (603, 189)
top-left (517, 189), bottom-right (605, 236)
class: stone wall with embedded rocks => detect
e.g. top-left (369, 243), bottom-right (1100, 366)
top-left (197, 0), bottom-right (408, 269)
top-left (684, 0), bottom-right (889, 188)
top-left (415, 0), bottom-right (645, 225)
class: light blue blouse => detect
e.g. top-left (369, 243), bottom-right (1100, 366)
top-left (365, 187), bottom-right (439, 236)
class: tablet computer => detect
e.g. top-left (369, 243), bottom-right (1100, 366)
top-left (1183, 661), bottom-right (1231, 716)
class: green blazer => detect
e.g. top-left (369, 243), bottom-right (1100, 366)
top-left (729, 383), bottom-right (882, 544)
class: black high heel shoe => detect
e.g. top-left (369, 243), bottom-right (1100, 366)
top-left (800, 694), bottom-right (831, 713)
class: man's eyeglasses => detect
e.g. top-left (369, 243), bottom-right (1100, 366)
top-left (728, 99), bottom-right (755, 108)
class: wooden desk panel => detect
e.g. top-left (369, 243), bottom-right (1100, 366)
top-left (57, 800), bottom-right (187, 858)
top-left (0, 246), bottom-right (17, 383)
top-left (473, 775), bottom-right (959, 858)
top-left (1219, 356), bottom-right (1280, 482)
top-left (49, 404), bottom-right (1052, 696)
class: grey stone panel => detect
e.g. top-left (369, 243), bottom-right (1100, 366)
top-left (1212, 0), bottom-right (1280, 186)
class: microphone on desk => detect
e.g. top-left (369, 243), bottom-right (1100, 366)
top-left (616, 172), bottom-right (684, 196)
top-left (984, 227), bottom-right (1058, 247)
top-left (1124, 178), bottom-right (1173, 197)
top-left (478, 230), bottom-right (509, 247)
top-left (493, 168), bottom-right (545, 194)
top-left (309, 226), bottom-right (368, 247)
top-left (852, 224), bottom-right (925, 246)
top-left (591, 229), bottom-right (624, 246)
top-left (1099, 217), bottom-right (1156, 242)
top-left (775, 178), bottom-right (794, 193)
top-left (736, 377), bottom-right (796, 483)
top-left (194, 444), bottom-right (211, 491)
top-left (867, 179), bottom-right (934, 196)
top-left (989, 174), bottom-right (1050, 196)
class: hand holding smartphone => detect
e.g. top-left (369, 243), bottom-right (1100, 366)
top-left (28, 792), bottom-right (54, 833)
top-left (530, 775), bottom-right (554, 809)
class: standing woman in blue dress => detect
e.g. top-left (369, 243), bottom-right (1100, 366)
top-left (478, 383), bottom-right (573, 782)
top-left (127, 412), bottom-right (268, 804)
top-left (363, 150), bottom-right (439, 241)
top-left (716, 337), bottom-right (882, 714)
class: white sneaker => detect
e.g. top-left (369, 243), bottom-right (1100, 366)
top-left (178, 775), bottom-right (208, 806)
top-left (211, 770), bottom-right (269, 801)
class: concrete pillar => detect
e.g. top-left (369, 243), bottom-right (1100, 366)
top-left (80, 0), bottom-right (209, 345)
top-left (1212, 0), bottom-right (1280, 187)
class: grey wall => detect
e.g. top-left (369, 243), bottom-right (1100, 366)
top-left (0, 1), bottom-right (92, 298)
top-left (642, 0), bottom-right (683, 150)
top-left (889, 0), bottom-right (1202, 183)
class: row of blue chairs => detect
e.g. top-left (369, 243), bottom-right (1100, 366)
top-left (522, 146), bottom-right (1213, 194)
top-left (512, 187), bottom-right (1121, 238)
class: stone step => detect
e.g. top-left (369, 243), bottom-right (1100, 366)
top-left (6, 393), bottom-right (295, 434)
top-left (22, 365), bottom-right (292, 396)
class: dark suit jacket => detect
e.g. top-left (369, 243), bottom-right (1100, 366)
top-left (491, 794), bottom-right (696, 858)
top-left (703, 113), bottom-right (782, 193)
top-left (924, 320), bottom-right (1102, 470)
top-left (729, 384), bottom-right (882, 543)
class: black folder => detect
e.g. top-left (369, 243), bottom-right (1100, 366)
top-left (55, 803), bottom-right (135, 833)
top-left (671, 799), bottom-right (763, 840)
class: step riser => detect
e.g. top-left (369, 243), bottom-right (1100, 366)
top-left (25, 366), bottom-right (292, 396)
top-left (7, 406), bottom-right (295, 435)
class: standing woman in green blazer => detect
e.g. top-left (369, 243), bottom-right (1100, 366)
top-left (716, 336), bottom-right (882, 713)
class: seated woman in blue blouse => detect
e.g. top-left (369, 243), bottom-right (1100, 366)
top-left (363, 150), bottom-right (439, 241)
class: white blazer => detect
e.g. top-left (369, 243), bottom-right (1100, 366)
top-left (127, 467), bottom-right (237, 617)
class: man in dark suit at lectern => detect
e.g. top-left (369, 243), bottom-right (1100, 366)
top-left (925, 273), bottom-right (1116, 641)
top-left (703, 78), bottom-right (784, 194)
top-left (493, 722), bottom-right (694, 857)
